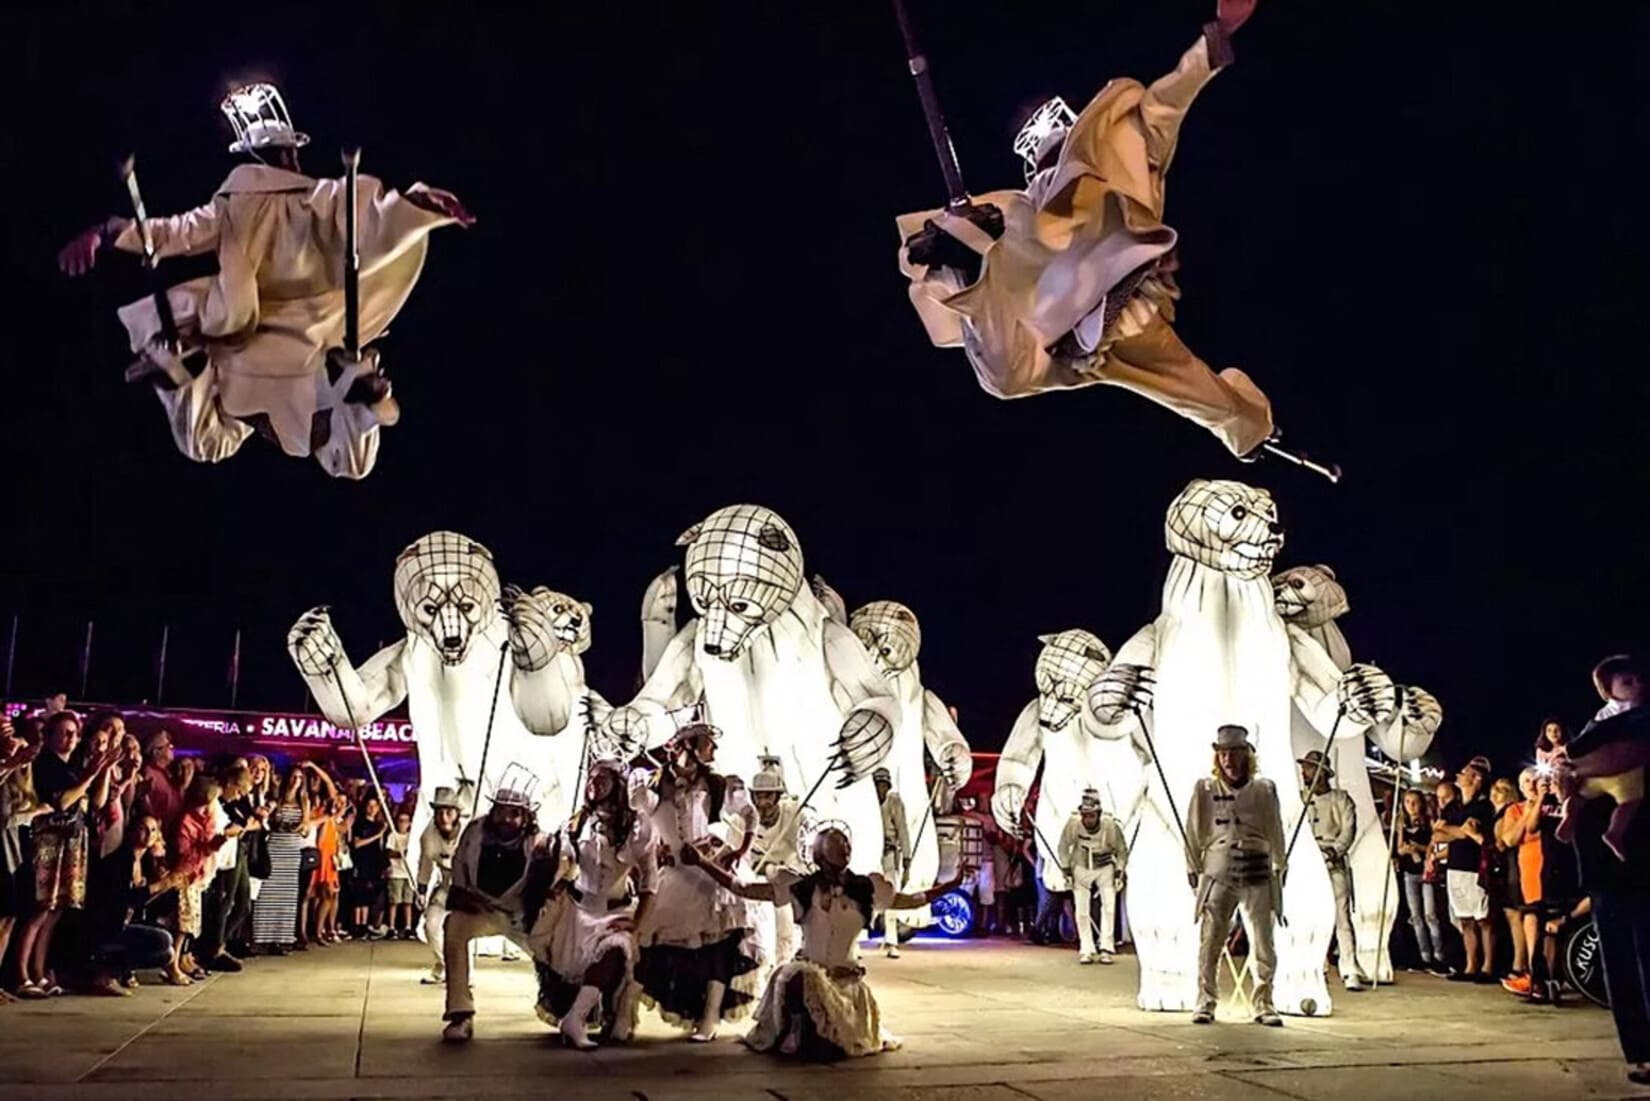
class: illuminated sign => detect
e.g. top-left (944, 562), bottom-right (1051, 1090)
top-left (2, 701), bottom-right (417, 754)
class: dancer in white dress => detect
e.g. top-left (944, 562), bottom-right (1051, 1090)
top-left (528, 759), bottom-right (658, 1049)
top-left (632, 724), bottom-right (762, 1041)
top-left (684, 825), bottom-right (965, 1060)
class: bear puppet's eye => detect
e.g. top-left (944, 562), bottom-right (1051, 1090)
top-left (1290, 577), bottom-right (1306, 590)
top-left (880, 647), bottom-right (892, 657)
top-left (421, 603), bottom-right (437, 617)
top-left (459, 601), bottom-right (476, 616)
top-left (1231, 505), bottom-right (1249, 521)
top-left (553, 604), bottom-right (567, 614)
top-left (729, 600), bottom-right (753, 615)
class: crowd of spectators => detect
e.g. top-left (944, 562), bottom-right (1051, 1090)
top-left (0, 697), bottom-right (422, 1002)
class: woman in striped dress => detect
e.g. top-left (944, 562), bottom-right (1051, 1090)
top-left (254, 770), bottom-right (313, 954)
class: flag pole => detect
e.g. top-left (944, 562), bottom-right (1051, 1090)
top-left (156, 625), bottom-right (169, 705)
top-left (78, 621), bottom-right (94, 701)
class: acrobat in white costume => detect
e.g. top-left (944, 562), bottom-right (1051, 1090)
top-left (1089, 480), bottom-right (1396, 1016)
top-left (601, 505), bottom-right (899, 875)
top-left (1273, 564), bottom-right (1443, 982)
top-left (992, 630), bottom-right (1144, 893)
top-left (848, 600), bottom-right (975, 930)
top-left (287, 531), bottom-right (585, 882)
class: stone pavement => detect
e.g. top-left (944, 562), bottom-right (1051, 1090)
top-left (0, 937), bottom-right (1640, 1100)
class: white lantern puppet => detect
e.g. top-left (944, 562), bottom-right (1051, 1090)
top-left (991, 630), bottom-right (1145, 893)
top-left (56, 81), bottom-right (473, 478)
top-left (600, 505), bottom-right (900, 875)
top-left (1273, 564), bottom-right (1443, 983)
top-left (894, 16), bottom-right (1274, 460)
top-left (1089, 479), bottom-right (1398, 1017)
top-left (287, 531), bottom-right (586, 890)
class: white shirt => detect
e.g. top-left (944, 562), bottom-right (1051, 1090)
top-left (771, 869), bottom-right (897, 970)
top-left (564, 813), bottom-right (659, 910)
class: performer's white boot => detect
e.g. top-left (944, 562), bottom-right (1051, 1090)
top-left (610, 980), bottom-right (640, 1043)
top-left (690, 981), bottom-right (726, 1042)
top-left (559, 985), bottom-right (601, 1050)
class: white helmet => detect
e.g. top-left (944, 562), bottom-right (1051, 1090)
top-left (221, 83), bottom-right (310, 154)
top-left (1012, 96), bottom-right (1076, 181)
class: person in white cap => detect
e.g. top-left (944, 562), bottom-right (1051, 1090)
top-left (1298, 749), bottom-right (1367, 991)
top-left (529, 758), bottom-right (659, 1049)
top-left (416, 786), bottom-right (465, 986)
top-left (440, 766), bottom-right (545, 1043)
top-left (1186, 725), bottom-right (1287, 1026)
top-left (872, 766), bottom-right (911, 958)
top-left (734, 756), bottom-right (810, 970)
top-left (56, 81), bottom-right (474, 479)
top-left (1058, 787), bottom-right (1128, 965)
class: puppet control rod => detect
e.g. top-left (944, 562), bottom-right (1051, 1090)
top-left (892, 1), bottom-right (1344, 485)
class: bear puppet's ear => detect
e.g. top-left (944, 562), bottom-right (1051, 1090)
top-left (1315, 564), bottom-right (1338, 579)
top-left (1037, 633), bottom-right (1056, 646)
top-left (675, 522), bottom-right (703, 547)
top-left (581, 601), bottom-right (594, 618)
top-left (893, 607), bottom-right (916, 623)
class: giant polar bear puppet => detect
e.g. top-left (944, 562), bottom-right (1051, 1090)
top-left (1273, 564), bottom-right (1444, 982)
top-left (1089, 480), bottom-right (1396, 1016)
top-left (992, 630), bottom-right (1147, 892)
top-left (846, 599), bottom-right (975, 923)
top-left (287, 531), bottom-right (585, 879)
top-left (601, 504), bottom-right (899, 874)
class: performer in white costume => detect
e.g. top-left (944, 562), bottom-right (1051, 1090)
top-left (631, 725), bottom-right (763, 1042)
top-left (847, 598), bottom-right (974, 950)
top-left (57, 83), bottom-right (473, 478)
top-left (601, 505), bottom-right (899, 875)
top-left (1187, 726), bottom-right (1288, 1025)
top-left (1297, 749), bottom-right (1365, 991)
top-left (1090, 479), bottom-right (1396, 1016)
top-left (1273, 564), bottom-right (1443, 981)
top-left (872, 768), bottom-right (910, 957)
top-left (992, 631), bottom-right (1144, 893)
top-left (1058, 787), bottom-right (1128, 965)
top-left (685, 824), bottom-right (966, 1060)
top-left (895, 0), bottom-right (1273, 460)
top-left (415, 786), bottom-right (465, 986)
top-left (528, 758), bottom-right (658, 1050)
top-left (287, 531), bottom-right (585, 891)
top-left (439, 767), bottom-right (545, 1043)
top-left (731, 756), bottom-right (812, 975)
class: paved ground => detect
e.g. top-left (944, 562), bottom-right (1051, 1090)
top-left (0, 937), bottom-right (1639, 1100)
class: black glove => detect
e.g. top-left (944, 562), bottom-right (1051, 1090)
top-left (904, 203), bottom-right (1004, 281)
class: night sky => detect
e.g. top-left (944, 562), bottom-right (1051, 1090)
top-left (5, 2), bottom-right (1646, 774)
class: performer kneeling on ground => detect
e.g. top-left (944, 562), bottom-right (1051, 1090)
top-left (632, 724), bottom-right (761, 1042)
top-left (1058, 787), bottom-right (1128, 965)
top-left (685, 825), bottom-right (966, 1059)
top-left (416, 786), bottom-right (465, 986)
top-left (529, 758), bottom-right (657, 1049)
top-left (1298, 750), bottom-right (1367, 991)
top-left (440, 769), bottom-right (544, 1043)
top-left (1187, 725), bottom-right (1287, 1026)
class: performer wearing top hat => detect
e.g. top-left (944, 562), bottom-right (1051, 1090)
top-left (416, 785), bottom-right (466, 986)
top-left (440, 767), bottom-right (545, 1043)
top-left (56, 82), bottom-right (473, 478)
top-left (1186, 725), bottom-right (1287, 1025)
top-left (1057, 787), bottom-right (1128, 965)
top-left (1298, 749), bottom-right (1366, 990)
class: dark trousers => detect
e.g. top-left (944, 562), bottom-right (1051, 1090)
top-left (201, 852), bottom-right (252, 957)
top-left (1592, 889), bottom-right (1650, 1066)
top-left (97, 923), bottom-right (174, 973)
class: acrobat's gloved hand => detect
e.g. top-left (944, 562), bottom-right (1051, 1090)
top-left (903, 202), bottom-right (1004, 280)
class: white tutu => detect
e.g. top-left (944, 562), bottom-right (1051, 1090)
top-left (530, 892), bottom-right (639, 983)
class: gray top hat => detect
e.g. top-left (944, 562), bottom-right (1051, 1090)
top-left (428, 785), bottom-right (463, 810)
top-left (1297, 749), bottom-right (1335, 780)
top-left (1212, 724), bottom-right (1254, 751)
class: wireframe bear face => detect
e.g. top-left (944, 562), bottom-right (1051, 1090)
top-left (1164, 479), bottom-right (1285, 580)
top-left (527, 589), bottom-right (593, 655)
top-left (393, 531), bottom-right (501, 665)
top-left (1034, 629), bottom-right (1112, 731)
top-left (1271, 565), bottom-right (1348, 627)
top-left (850, 601), bottom-right (922, 676)
top-left (676, 504), bottom-right (804, 662)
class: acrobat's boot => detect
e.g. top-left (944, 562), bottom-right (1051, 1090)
top-left (560, 985), bottom-right (601, 1050)
top-left (691, 980), bottom-right (726, 1042)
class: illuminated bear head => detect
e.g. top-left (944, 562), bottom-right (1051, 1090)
top-left (1034, 629), bottom-right (1112, 731)
top-left (1271, 565), bottom-right (1348, 628)
top-left (850, 601), bottom-right (922, 676)
top-left (1164, 479), bottom-right (1285, 580)
top-left (528, 588), bottom-right (593, 656)
top-left (393, 531), bottom-right (501, 666)
top-left (676, 504), bottom-right (804, 662)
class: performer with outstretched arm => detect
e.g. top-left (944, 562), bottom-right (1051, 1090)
top-left (682, 824), bottom-right (968, 1060)
top-left (57, 83), bottom-right (473, 478)
top-left (896, 0), bottom-right (1288, 466)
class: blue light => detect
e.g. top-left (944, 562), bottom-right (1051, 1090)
top-left (932, 890), bottom-right (975, 938)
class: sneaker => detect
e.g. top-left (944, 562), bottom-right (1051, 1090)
top-left (1343, 973), bottom-right (1367, 992)
top-left (1098, 950), bottom-right (1115, 965)
top-left (420, 971), bottom-right (445, 986)
top-left (1447, 969), bottom-right (1474, 982)
top-left (1502, 973), bottom-right (1533, 997)
top-left (1254, 1010), bottom-right (1283, 1027)
top-left (208, 955), bottom-right (244, 974)
top-left (884, 943), bottom-right (901, 959)
top-left (1078, 952), bottom-right (1096, 965)
top-left (1191, 1008), bottom-right (1214, 1025)
top-left (1429, 963), bottom-right (1451, 977)
top-left (442, 1015), bottom-right (474, 1043)
top-left (16, 982), bottom-right (47, 1000)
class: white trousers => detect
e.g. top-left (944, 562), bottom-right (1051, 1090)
top-left (1326, 858), bottom-right (1363, 979)
top-left (423, 892), bottom-right (449, 975)
top-left (1197, 879), bottom-right (1276, 1014)
top-left (443, 909), bottom-right (519, 1019)
top-left (1073, 864), bottom-right (1117, 955)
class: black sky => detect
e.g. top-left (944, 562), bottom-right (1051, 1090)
top-left (4, 2), bottom-right (1646, 772)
